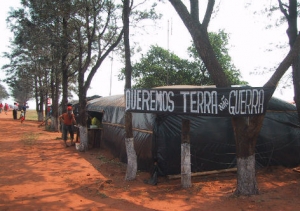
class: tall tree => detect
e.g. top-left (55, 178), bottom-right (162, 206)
top-left (4, 0), bottom-right (66, 124)
top-left (60, 0), bottom-right (72, 114)
top-left (167, 0), bottom-right (300, 195)
top-left (71, 0), bottom-right (160, 150)
top-left (0, 83), bottom-right (9, 100)
top-left (71, 0), bottom-right (124, 149)
top-left (123, 0), bottom-right (137, 181)
top-left (251, 1), bottom-right (300, 120)
top-left (9, 77), bottom-right (34, 104)
top-left (275, 1), bottom-right (300, 121)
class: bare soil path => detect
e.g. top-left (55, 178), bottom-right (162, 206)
top-left (1, 111), bottom-right (300, 211)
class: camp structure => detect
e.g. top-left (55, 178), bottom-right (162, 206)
top-left (66, 95), bottom-right (101, 122)
top-left (86, 90), bottom-right (300, 176)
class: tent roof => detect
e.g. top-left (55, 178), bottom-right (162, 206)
top-left (87, 95), bottom-right (124, 112)
top-left (268, 96), bottom-right (296, 111)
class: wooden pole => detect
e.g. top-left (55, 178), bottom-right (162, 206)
top-left (168, 167), bottom-right (237, 180)
top-left (181, 119), bottom-right (191, 188)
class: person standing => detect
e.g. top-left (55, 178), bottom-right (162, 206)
top-left (4, 103), bottom-right (8, 115)
top-left (13, 103), bottom-right (18, 119)
top-left (22, 102), bottom-right (27, 118)
top-left (58, 106), bottom-right (77, 147)
top-left (0, 102), bottom-right (3, 114)
top-left (19, 110), bottom-right (25, 123)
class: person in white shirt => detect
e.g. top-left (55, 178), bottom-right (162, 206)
top-left (13, 103), bottom-right (18, 120)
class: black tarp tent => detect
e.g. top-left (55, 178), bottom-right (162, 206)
top-left (86, 94), bottom-right (300, 175)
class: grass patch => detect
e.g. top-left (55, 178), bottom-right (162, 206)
top-left (97, 154), bottom-right (123, 168)
top-left (97, 191), bottom-right (108, 198)
top-left (25, 110), bottom-right (39, 121)
top-left (97, 155), bottom-right (109, 162)
top-left (20, 132), bottom-right (39, 146)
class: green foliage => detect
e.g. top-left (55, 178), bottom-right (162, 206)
top-left (3, 0), bottom-right (162, 116)
top-left (25, 110), bottom-right (38, 121)
top-left (188, 30), bottom-right (248, 86)
top-left (4, 71), bottom-right (34, 103)
top-left (0, 83), bottom-right (9, 100)
top-left (3, 1), bottom-right (59, 107)
top-left (119, 30), bottom-right (247, 88)
top-left (119, 45), bottom-right (210, 88)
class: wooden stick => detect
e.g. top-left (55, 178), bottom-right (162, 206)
top-left (167, 167), bottom-right (237, 180)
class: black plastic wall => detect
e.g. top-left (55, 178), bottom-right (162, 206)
top-left (87, 96), bottom-right (155, 172)
top-left (87, 95), bottom-right (300, 175)
top-left (153, 115), bottom-right (236, 175)
top-left (153, 98), bottom-right (300, 175)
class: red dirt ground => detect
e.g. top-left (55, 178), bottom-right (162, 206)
top-left (1, 111), bottom-right (300, 211)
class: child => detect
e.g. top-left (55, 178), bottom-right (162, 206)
top-left (0, 102), bottom-right (3, 114)
top-left (20, 110), bottom-right (25, 123)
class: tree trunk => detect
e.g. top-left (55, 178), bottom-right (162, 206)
top-left (125, 137), bottom-right (137, 180)
top-left (34, 78), bottom-right (39, 120)
top-left (293, 58), bottom-right (300, 121)
top-left (235, 155), bottom-right (258, 195)
top-left (181, 143), bottom-right (191, 188)
top-left (232, 115), bottom-right (264, 195)
top-left (37, 112), bottom-right (43, 122)
top-left (51, 116), bottom-right (58, 132)
top-left (181, 119), bottom-right (191, 188)
top-left (76, 96), bottom-right (89, 152)
top-left (123, 0), bottom-right (137, 181)
top-left (61, 2), bottom-right (70, 114)
top-left (37, 91), bottom-right (45, 122)
top-left (51, 70), bottom-right (60, 132)
top-left (50, 50), bottom-right (60, 132)
top-left (282, 0), bottom-right (300, 122)
top-left (124, 111), bottom-right (136, 180)
top-left (78, 66), bottom-right (88, 150)
top-left (78, 125), bottom-right (88, 152)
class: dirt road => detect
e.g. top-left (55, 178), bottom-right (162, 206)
top-left (0, 112), bottom-right (300, 211)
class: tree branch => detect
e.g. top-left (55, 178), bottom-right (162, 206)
top-left (190, 0), bottom-right (199, 22)
top-left (202, 0), bottom-right (215, 29)
top-left (278, 0), bottom-right (289, 20)
top-left (168, 0), bottom-right (202, 35)
top-left (264, 33), bottom-right (300, 88)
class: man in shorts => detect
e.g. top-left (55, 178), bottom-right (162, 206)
top-left (59, 106), bottom-right (77, 147)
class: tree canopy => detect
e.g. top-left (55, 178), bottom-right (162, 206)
top-left (2, 0), bottom-right (160, 124)
top-left (0, 83), bottom-right (9, 100)
top-left (119, 30), bottom-right (247, 88)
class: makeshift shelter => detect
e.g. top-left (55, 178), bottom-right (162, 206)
top-left (86, 94), bottom-right (300, 175)
top-left (67, 95), bottom-right (101, 123)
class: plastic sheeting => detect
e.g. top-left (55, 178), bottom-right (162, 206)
top-left (87, 95), bottom-right (154, 172)
top-left (86, 94), bottom-right (300, 175)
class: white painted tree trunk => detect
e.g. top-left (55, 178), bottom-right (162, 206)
top-left (181, 143), bottom-right (191, 188)
top-left (125, 137), bottom-right (137, 181)
top-left (78, 125), bottom-right (88, 152)
top-left (51, 116), bottom-right (58, 131)
top-left (235, 154), bottom-right (258, 195)
top-left (37, 111), bottom-right (43, 121)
